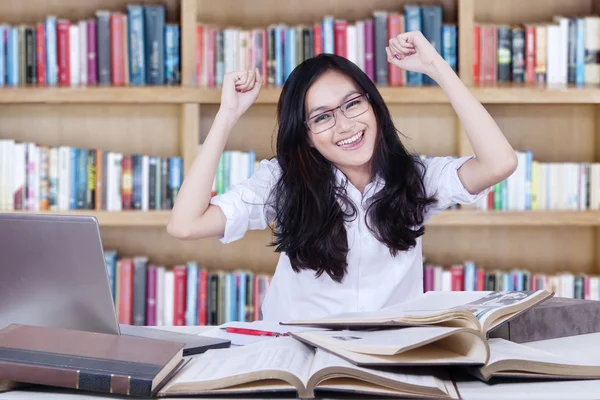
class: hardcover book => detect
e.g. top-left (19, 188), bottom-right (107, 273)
top-left (0, 324), bottom-right (184, 397)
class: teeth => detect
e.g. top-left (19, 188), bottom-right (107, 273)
top-left (337, 131), bottom-right (364, 146)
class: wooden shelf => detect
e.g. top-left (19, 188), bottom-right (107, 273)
top-left (0, 87), bottom-right (199, 104)
top-left (1, 210), bottom-right (171, 227)
top-left (4, 209), bottom-right (600, 227)
top-left (429, 210), bottom-right (600, 227)
top-left (0, 85), bottom-right (598, 104)
top-left (470, 84), bottom-right (600, 104)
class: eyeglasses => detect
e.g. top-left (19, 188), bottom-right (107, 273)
top-left (304, 93), bottom-right (370, 134)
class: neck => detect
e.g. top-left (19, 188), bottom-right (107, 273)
top-left (338, 164), bottom-right (372, 194)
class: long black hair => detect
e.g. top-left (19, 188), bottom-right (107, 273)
top-left (268, 53), bottom-right (437, 283)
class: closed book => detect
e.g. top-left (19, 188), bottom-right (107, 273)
top-left (489, 297), bottom-right (600, 343)
top-left (0, 324), bottom-right (184, 397)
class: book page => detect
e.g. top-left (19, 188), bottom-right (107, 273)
top-left (284, 291), bottom-right (490, 323)
top-left (165, 337), bottom-right (315, 388)
top-left (487, 338), bottom-right (593, 367)
top-left (309, 348), bottom-right (450, 393)
top-left (296, 326), bottom-right (465, 355)
top-left (456, 291), bottom-right (547, 330)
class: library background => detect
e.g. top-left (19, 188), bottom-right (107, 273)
top-left (0, 0), bottom-right (599, 327)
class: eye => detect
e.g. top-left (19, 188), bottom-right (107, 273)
top-left (345, 99), bottom-right (362, 109)
top-left (314, 113), bottom-right (331, 123)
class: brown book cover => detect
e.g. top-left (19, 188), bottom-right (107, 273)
top-left (489, 297), bottom-right (600, 343)
top-left (0, 324), bottom-right (184, 397)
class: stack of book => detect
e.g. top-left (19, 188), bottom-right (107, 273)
top-left (154, 289), bottom-right (600, 398)
top-left (3, 290), bottom-right (600, 399)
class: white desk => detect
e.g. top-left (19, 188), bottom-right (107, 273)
top-left (3, 328), bottom-right (600, 399)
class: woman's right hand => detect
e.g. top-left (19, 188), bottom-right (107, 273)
top-left (219, 68), bottom-right (262, 121)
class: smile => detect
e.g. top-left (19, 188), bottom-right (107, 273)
top-left (336, 131), bottom-right (364, 147)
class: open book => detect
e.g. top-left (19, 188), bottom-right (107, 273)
top-left (468, 338), bottom-right (600, 381)
top-left (290, 326), bottom-right (490, 367)
top-left (282, 290), bottom-right (553, 336)
top-left (157, 337), bottom-right (459, 399)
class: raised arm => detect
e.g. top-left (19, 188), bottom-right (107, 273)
top-left (167, 68), bottom-right (263, 240)
top-left (386, 31), bottom-right (518, 195)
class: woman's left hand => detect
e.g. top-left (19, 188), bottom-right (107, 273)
top-left (386, 30), bottom-right (445, 80)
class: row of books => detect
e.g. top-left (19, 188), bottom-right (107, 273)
top-left (106, 251), bottom-right (598, 329)
top-left (0, 4), bottom-right (180, 87)
top-left (0, 140), bottom-right (182, 211)
top-left (475, 150), bottom-right (600, 211)
top-left (424, 260), bottom-right (600, 301)
top-left (474, 16), bottom-right (600, 85)
top-left (196, 5), bottom-right (456, 88)
top-left (104, 251), bottom-right (272, 327)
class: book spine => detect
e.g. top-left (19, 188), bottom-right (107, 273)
top-left (525, 25), bottom-right (535, 83)
top-left (363, 19), bottom-right (374, 81)
top-left (0, 360), bottom-right (153, 397)
top-left (387, 13), bottom-right (401, 86)
top-left (127, 5), bottom-right (146, 85)
top-left (25, 27), bottom-right (36, 84)
top-left (146, 265), bottom-right (157, 326)
top-left (497, 26), bottom-right (511, 82)
top-left (144, 5), bottom-right (165, 85)
top-left (78, 20), bottom-right (87, 85)
top-left (165, 24), bottom-right (180, 85)
top-left (404, 6), bottom-right (422, 85)
top-left (473, 24), bottom-right (480, 83)
top-left (421, 6), bottom-right (442, 85)
top-left (198, 269), bottom-right (208, 325)
top-left (96, 11), bottom-right (111, 85)
top-left (133, 256), bottom-right (148, 326)
top-left (121, 156), bottom-right (132, 209)
top-left (56, 19), bottom-right (70, 85)
top-left (118, 259), bottom-right (133, 325)
top-left (173, 266), bottom-right (187, 326)
top-left (511, 26), bottom-right (525, 83)
top-left (36, 23), bottom-right (46, 85)
top-left (87, 19), bottom-right (97, 84)
top-left (372, 11), bottom-right (388, 86)
top-left (110, 13), bottom-right (125, 85)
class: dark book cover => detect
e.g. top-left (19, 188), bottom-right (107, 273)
top-left (149, 156), bottom-right (157, 210)
top-left (144, 5), bottom-right (165, 85)
top-left (96, 10), bottom-right (111, 85)
top-left (567, 18), bottom-right (577, 84)
top-left (511, 26), bottom-right (525, 83)
top-left (25, 26), bottom-right (36, 84)
top-left (161, 157), bottom-right (169, 209)
top-left (0, 323), bottom-right (184, 397)
top-left (372, 10), bottom-right (388, 86)
top-left (132, 154), bottom-right (142, 210)
top-left (497, 26), bottom-right (512, 82)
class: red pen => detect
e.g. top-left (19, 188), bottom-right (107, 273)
top-left (224, 327), bottom-right (289, 337)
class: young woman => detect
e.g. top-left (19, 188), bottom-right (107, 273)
top-left (167, 31), bottom-right (518, 322)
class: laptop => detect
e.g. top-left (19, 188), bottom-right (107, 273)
top-left (0, 212), bottom-right (230, 356)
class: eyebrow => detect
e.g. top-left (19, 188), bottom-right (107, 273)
top-left (308, 90), bottom-right (361, 118)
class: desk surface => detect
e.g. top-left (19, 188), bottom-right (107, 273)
top-left (3, 328), bottom-right (600, 399)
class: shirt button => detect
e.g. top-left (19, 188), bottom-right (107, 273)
top-left (362, 235), bottom-right (368, 243)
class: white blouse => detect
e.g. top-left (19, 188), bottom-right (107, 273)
top-left (209, 155), bottom-right (490, 322)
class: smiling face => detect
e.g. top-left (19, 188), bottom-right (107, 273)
top-left (304, 70), bottom-right (378, 183)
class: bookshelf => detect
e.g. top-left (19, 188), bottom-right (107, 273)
top-left (0, 0), bottom-right (599, 282)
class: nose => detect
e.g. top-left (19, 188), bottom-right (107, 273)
top-left (334, 109), bottom-right (355, 134)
